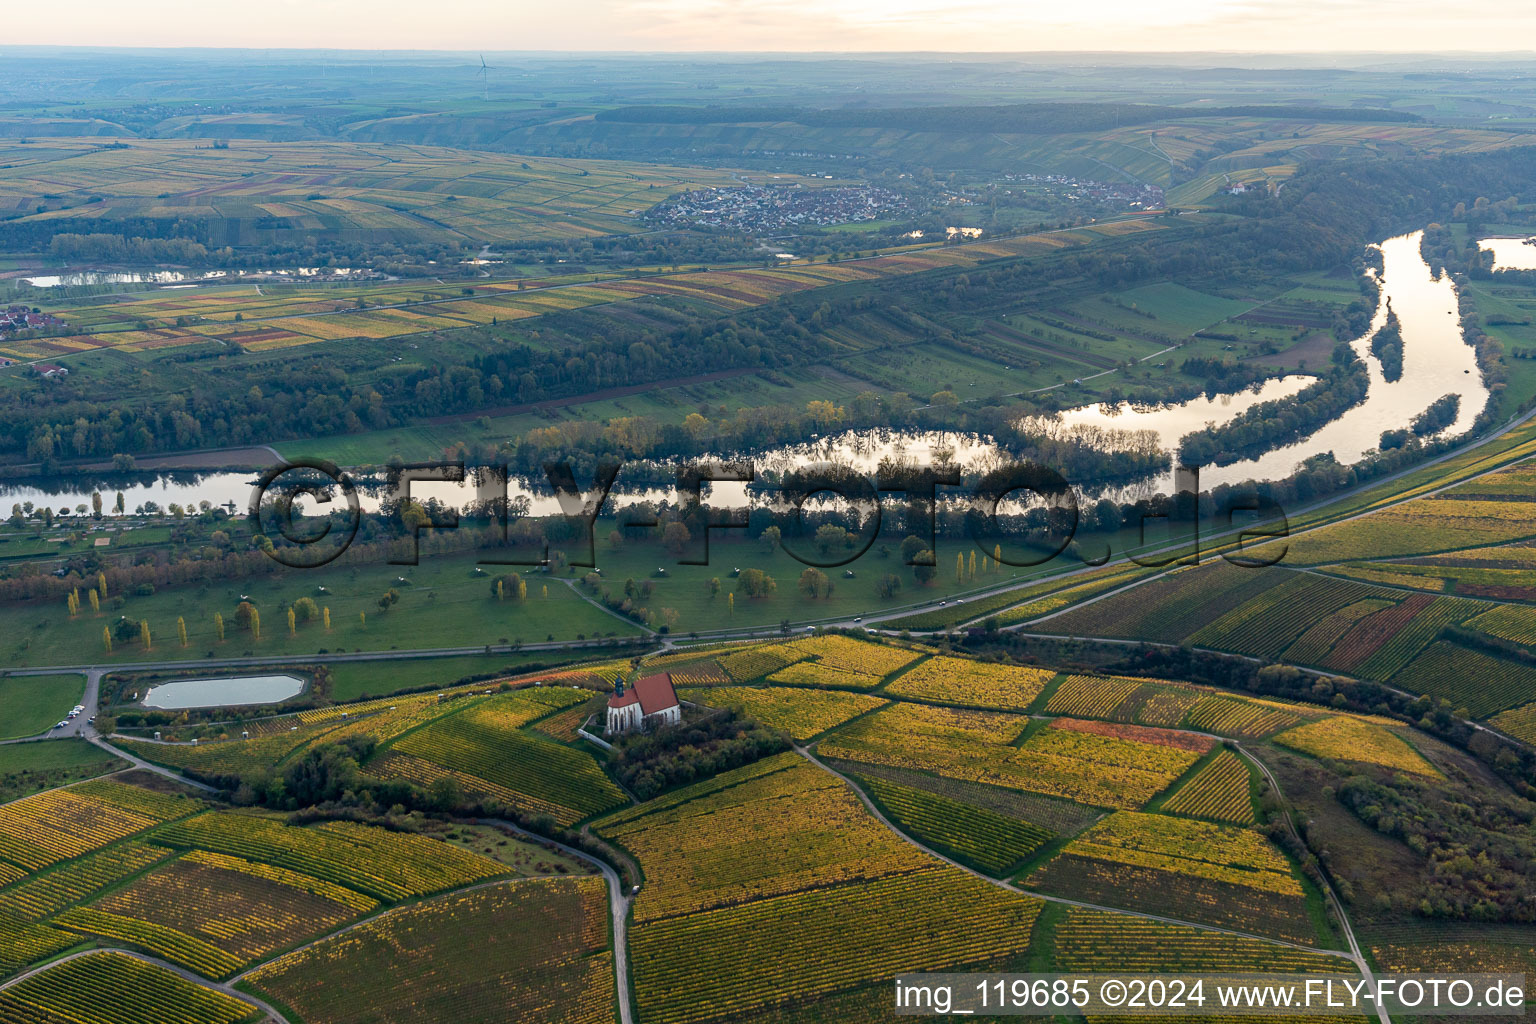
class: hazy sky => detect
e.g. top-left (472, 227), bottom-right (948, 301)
top-left (9, 0), bottom-right (1536, 53)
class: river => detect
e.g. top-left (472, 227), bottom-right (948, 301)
top-left (2, 230), bottom-right (1486, 509)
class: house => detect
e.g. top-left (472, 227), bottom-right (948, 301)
top-left (604, 673), bottom-right (681, 735)
top-left (33, 363), bottom-right (68, 379)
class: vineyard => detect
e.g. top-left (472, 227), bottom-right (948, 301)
top-left (852, 772), bottom-right (1054, 874)
top-left (68, 850), bottom-right (376, 974)
top-left (1037, 562), bottom-right (1282, 645)
top-left (594, 754), bottom-right (931, 923)
top-left (586, 744), bottom-right (1050, 1023)
top-left (784, 635), bottom-right (924, 679)
top-left (1049, 812), bottom-right (1301, 895)
top-left (0, 841), bottom-right (172, 921)
top-left (0, 777), bottom-right (197, 873)
top-left (819, 703), bottom-right (1206, 808)
top-left (1028, 812), bottom-right (1317, 943)
top-left (245, 878), bottom-right (615, 1024)
top-left (1281, 598), bottom-right (1396, 664)
top-left (1052, 907), bottom-right (1350, 973)
top-left (678, 686), bottom-right (887, 740)
top-left (1257, 497), bottom-right (1536, 567)
top-left (628, 868), bottom-right (1041, 1024)
top-left (55, 906), bottom-right (247, 978)
top-left (1369, 922), bottom-right (1536, 1000)
top-left (1490, 701), bottom-right (1536, 744)
top-left (0, 912), bottom-right (75, 972)
top-left (1272, 717), bottom-right (1439, 776)
top-left (0, 951), bottom-right (259, 1024)
top-left (1467, 604), bottom-right (1536, 644)
top-left (882, 656), bottom-right (1055, 710)
top-left (388, 691), bottom-right (628, 824)
top-left (151, 813), bottom-right (505, 901)
top-left (820, 757), bottom-right (1103, 834)
top-left (1187, 573), bottom-right (1391, 660)
top-left (1160, 749), bottom-right (1257, 824)
top-left (114, 721), bottom-right (346, 777)
top-left (1184, 695), bottom-right (1305, 737)
top-left (996, 566), bottom-right (1159, 626)
top-left (1337, 595), bottom-right (1484, 680)
top-left (766, 661), bottom-right (888, 690)
top-left (1045, 675), bottom-right (1145, 719)
top-left (717, 644), bottom-right (805, 682)
top-left (1392, 642), bottom-right (1536, 718)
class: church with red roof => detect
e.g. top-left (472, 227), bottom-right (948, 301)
top-left (604, 672), bottom-right (682, 735)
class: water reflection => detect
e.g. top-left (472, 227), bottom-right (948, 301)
top-left (2, 232), bottom-right (1487, 508)
top-left (1478, 236), bottom-right (1536, 271)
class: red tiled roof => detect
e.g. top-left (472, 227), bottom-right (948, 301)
top-left (606, 673), bottom-right (678, 715)
top-left (633, 673), bottom-right (679, 716)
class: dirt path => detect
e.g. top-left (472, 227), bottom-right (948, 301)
top-left (795, 745), bottom-right (1357, 963)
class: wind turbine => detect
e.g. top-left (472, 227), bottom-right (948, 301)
top-left (478, 54), bottom-right (493, 102)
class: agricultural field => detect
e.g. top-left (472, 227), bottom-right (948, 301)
top-left (150, 813), bottom-right (506, 902)
top-left (383, 688), bottom-right (627, 824)
top-left (1036, 562), bottom-right (1283, 646)
top-left (1158, 748), bottom-right (1257, 825)
top-left (1490, 701), bottom-right (1536, 745)
top-left (678, 685), bottom-right (887, 741)
top-left (0, 139), bottom-right (747, 246)
top-left (594, 754), bottom-right (932, 922)
top-left (1036, 554), bottom-right (1506, 705)
top-left (819, 703), bottom-right (1210, 809)
top-left (0, 950), bottom-right (262, 1024)
top-left (1368, 923), bottom-right (1536, 1002)
top-left (1248, 496), bottom-right (1536, 568)
top-left (821, 757), bottom-right (1104, 835)
top-left (0, 775), bottom-right (200, 873)
top-left (1027, 811), bottom-right (1320, 944)
top-left (244, 878), bottom-right (616, 1024)
top-left (1271, 716), bottom-right (1439, 777)
top-left (0, 207), bottom-right (1123, 363)
top-left (0, 550), bottom-right (642, 669)
top-left (882, 655), bottom-right (1055, 710)
top-left (594, 752), bottom-right (1044, 1024)
top-left (65, 849), bottom-right (377, 975)
top-left (850, 771), bottom-right (1054, 874)
top-left (11, 51), bottom-right (1536, 1022)
top-left (1045, 674), bottom-right (1145, 719)
top-left (1392, 642), bottom-right (1536, 719)
top-left (1051, 907), bottom-right (1351, 973)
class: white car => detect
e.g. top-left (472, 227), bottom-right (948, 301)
top-left (54, 721), bottom-right (68, 730)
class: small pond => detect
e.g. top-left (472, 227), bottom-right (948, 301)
top-left (141, 673), bottom-right (306, 709)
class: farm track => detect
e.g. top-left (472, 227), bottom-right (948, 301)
top-left (796, 745), bottom-right (1361, 964)
top-left (1233, 743), bottom-right (1390, 1024)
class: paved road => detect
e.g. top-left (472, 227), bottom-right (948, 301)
top-left (0, 668), bottom-right (102, 746)
top-left (1, 636), bottom-right (653, 677)
top-left (0, 948), bottom-right (292, 1024)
